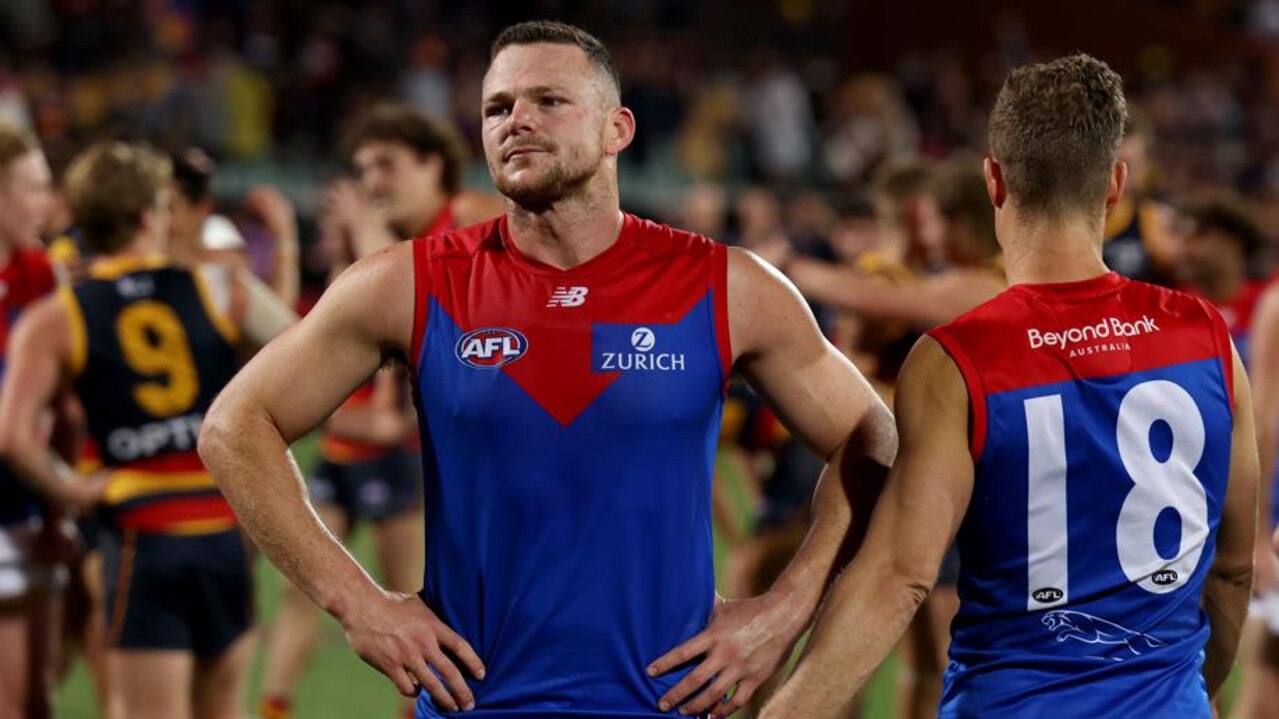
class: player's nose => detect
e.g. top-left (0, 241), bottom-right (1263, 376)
top-left (507, 97), bottom-right (539, 135)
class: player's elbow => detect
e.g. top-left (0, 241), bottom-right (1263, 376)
top-left (197, 397), bottom-right (243, 480)
top-left (1208, 555), bottom-right (1253, 590)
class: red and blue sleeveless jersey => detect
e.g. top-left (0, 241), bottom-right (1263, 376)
top-left (929, 272), bottom-right (1234, 718)
top-left (0, 248), bottom-right (56, 525)
top-left (408, 213), bottom-right (730, 718)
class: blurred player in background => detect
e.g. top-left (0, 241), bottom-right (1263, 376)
top-left (1174, 195), bottom-right (1279, 719)
top-left (168, 148), bottom-right (301, 309)
top-left (0, 140), bottom-right (295, 719)
top-left (258, 103), bottom-right (502, 719)
top-left (0, 123), bottom-right (63, 719)
top-left (763, 53), bottom-right (1256, 719)
top-left (1102, 113), bottom-right (1178, 285)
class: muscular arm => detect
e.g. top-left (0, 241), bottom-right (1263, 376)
top-left (1248, 286), bottom-right (1279, 586)
top-left (0, 296), bottom-right (95, 507)
top-left (649, 249), bottom-right (896, 717)
top-left (730, 248), bottom-right (897, 623)
top-left (760, 335), bottom-right (973, 719)
top-left (1202, 346), bottom-right (1259, 697)
top-left (198, 242), bottom-right (482, 708)
top-left (787, 256), bottom-right (999, 327)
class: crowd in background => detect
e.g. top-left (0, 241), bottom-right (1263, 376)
top-left (2, 3), bottom-right (1279, 716)
top-left (2, 1), bottom-right (1279, 283)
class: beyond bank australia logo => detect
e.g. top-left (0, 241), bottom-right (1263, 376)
top-left (455, 327), bottom-right (528, 368)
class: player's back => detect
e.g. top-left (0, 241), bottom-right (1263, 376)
top-left (65, 256), bottom-right (240, 533)
top-left (929, 272), bottom-right (1234, 718)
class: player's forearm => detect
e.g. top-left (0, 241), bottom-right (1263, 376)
top-left (0, 430), bottom-right (80, 504)
top-left (761, 560), bottom-right (929, 719)
top-left (766, 408), bottom-right (894, 629)
top-left (199, 401), bottom-right (385, 623)
top-left (1202, 561), bottom-right (1252, 696)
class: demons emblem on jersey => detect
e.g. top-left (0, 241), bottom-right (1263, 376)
top-left (455, 327), bottom-right (528, 368)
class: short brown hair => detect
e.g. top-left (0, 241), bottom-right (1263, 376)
top-left (343, 103), bottom-right (466, 195)
top-left (0, 124), bottom-right (40, 176)
top-left (65, 141), bottom-right (171, 254)
top-left (988, 53), bottom-right (1127, 219)
top-left (490, 21), bottom-right (621, 100)
top-left (933, 159), bottom-right (998, 258)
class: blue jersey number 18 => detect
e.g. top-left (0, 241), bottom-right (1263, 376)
top-left (1024, 380), bottom-right (1210, 611)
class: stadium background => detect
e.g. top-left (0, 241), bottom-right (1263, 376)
top-left (0, 0), bottom-right (1272, 715)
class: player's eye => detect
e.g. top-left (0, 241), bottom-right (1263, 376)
top-left (484, 104), bottom-right (510, 118)
top-left (540, 96), bottom-right (565, 108)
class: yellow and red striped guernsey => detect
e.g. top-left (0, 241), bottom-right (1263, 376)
top-left (104, 450), bottom-right (236, 535)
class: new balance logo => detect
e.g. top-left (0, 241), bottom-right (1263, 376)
top-left (547, 286), bottom-right (589, 307)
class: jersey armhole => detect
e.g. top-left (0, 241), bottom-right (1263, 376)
top-left (409, 238), bottom-right (431, 377)
top-left (710, 242), bottom-right (732, 389)
top-left (57, 287), bottom-right (87, 378)
top-left (928, 326), bottom-right (987, 460)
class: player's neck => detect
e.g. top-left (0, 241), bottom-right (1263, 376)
top-left (1001, 217), bottom-right (1109, 286)
top-left (506, 185), bottom-right (624, 271)
top-left (113, 234), bottom-right (164, 262)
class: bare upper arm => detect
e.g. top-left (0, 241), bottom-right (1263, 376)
top-left (865, 335), bottom-right (974, 580)
top-left (1217, 344), bottom-right (1260, 572)
top-left (727, 247), bottom-right (891, 460)
top-left (206, 241), bottom-right (416, 443)
top-left (0, 295), bottom-right (74, 444)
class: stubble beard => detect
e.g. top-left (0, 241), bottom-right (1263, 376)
top-left (493, 154), bottom-right (596, 213)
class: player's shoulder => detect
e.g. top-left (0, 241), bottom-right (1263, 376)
top-left (415, 216), bottom-right (503, 261)
top-left (625, 213), bottom-right (720, 260)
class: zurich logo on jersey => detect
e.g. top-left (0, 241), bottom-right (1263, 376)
top-left (455, 327), bottom-right (528, 368)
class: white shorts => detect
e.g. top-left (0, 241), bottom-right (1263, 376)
top-left (0, 518), bottom-right (63, 601)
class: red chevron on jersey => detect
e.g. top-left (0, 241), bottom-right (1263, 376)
top-left (410, 213), bottom-right (730, 427)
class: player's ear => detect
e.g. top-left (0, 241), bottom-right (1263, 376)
top-left (604, 106), bottom-right (636, 157)
top-left (984, 157), bottom-right (1006, 210)
top-left (1106, 161), bottom-right (1128, 211)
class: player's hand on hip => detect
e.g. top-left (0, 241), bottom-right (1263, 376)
top-left (648, 592), bottom-right (806, 718)
top-left (342, 590), bottom-right (486, 712)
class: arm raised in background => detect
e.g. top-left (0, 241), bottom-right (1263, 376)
top-left (647, 248), bottom-right (897, 719)
top-left (1202, 345), bottom-right (1259, 696)
top-left (759, 335), bottom-right (974, 719)
top-left (197, 242), bottom-right (484, 712)
top-left (785, 255), bottom-right (1000, 327)
top-left (243, 186), bottom-right (301, 309)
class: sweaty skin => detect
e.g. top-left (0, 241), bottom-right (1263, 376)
top-left (201, 38), bottom-right (894, 719)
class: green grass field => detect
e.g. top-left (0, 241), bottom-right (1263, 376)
top-left (50, 439), bottom-right (1233, 718)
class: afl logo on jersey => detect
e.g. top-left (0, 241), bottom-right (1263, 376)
top-left (1032, 587), bottom-right (1064, 604)
top-left (456, 327), bottom-right (528, 368)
